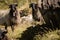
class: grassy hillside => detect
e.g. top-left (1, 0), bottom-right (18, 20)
top-left (0, 0), bottom-right (37, 9)
top-left (0, 0), bottom-right (60, 40)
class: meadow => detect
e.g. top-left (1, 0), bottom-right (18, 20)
top-left (0, 0), bottom-right (60, 40)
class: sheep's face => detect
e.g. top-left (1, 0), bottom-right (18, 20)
top-left (9, 4), bottom-right (18, 12)
top-left (29, 3), bottom-right (36, 8)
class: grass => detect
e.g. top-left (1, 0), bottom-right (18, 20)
top-left (0, 0), bottom-right (60, 40)
top-left (0, 12), bottom-right (60, 40)
top-left (0, 0), bottom-right (28, 9)
top-left (0, 0), bottom-right (38, 9)
top-left (7, 21), bottom-right (33, 40)
top-left (0, 21), bottom-right (33, 40)
top-left (0, 18), bottom-right (42, 40)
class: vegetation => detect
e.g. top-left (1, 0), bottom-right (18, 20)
top-left (0, 0), bottom-right (60, 40)
top-left (0, 0), bottom-right (37, 9)
top-left (0, 0), bottom-right (27, 9)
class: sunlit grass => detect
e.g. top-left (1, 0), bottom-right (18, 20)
top-left (6, 21), bottom-right (33, 40)
top-left (33, 30), bottom-right (60, 40)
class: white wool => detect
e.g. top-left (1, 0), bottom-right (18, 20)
top-left (21, 14), bottom-right (33, 23)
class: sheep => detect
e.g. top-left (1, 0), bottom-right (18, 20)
top-left (0, 4), bottom-right (20, 31)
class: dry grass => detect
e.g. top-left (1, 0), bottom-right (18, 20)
top-left (6, 21), bottom-right (33, 40)
top-left (0, 16), bottom-right (60, 40)
top-left (0, 18), bottom-right (43, 40)
top-left (33, 30), bottom-right (60, 40)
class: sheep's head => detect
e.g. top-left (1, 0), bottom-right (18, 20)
top-left (9, 4), bottom-right (18, 12)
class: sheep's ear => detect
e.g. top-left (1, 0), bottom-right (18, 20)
top-left (15, 4), bottom-right (18, 6)
top-left (9, 5), bottom-right (12, 8)
top-left (58, 2), bottom-right (60, 5)
top-left (29, 4), bottom-right (32, 8)
top-left (35, 4), bottom-right (38, 7)
top-left (35, 4), bottom-right (38, 6)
